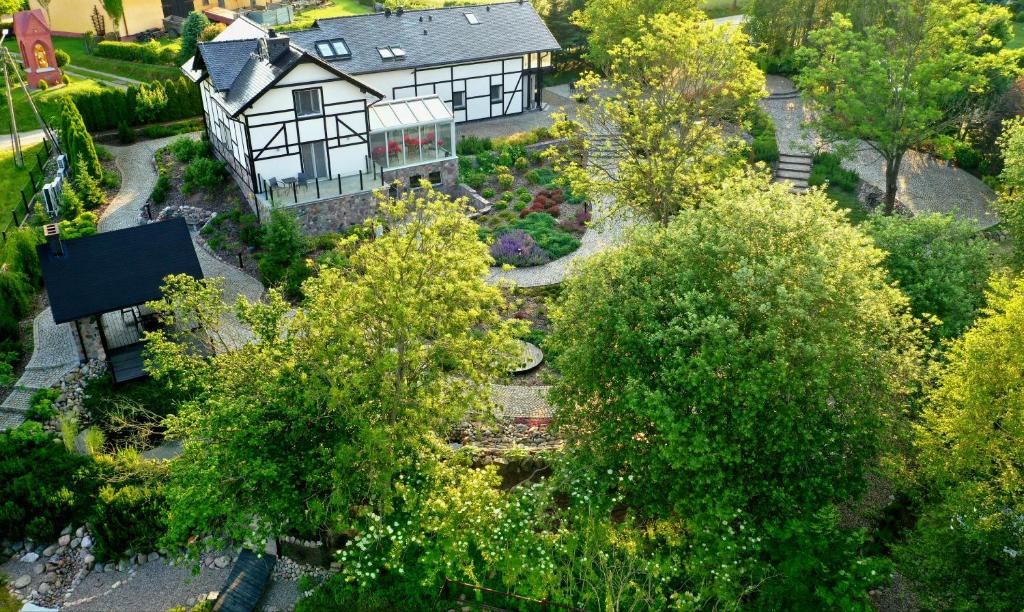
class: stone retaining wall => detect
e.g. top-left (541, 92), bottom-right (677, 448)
top-left (253, 158), bottom-right (460, 236)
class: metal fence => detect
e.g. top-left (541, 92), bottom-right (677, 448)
top-left (0, 138), bottom-right (52, 246)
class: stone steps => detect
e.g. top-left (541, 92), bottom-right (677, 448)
top-left (767, 90), bottom-right (800, 101)
top-left (774, 153), bottom-right (814, 194)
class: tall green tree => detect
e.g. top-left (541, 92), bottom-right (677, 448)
top-left (797, 1), bottom-right (1020, 214)
top-left (58, 98), bottom-right (102, 179)
top-left (146, 186), bottom-right (524, 555)
top-left (177, 12), bottom-right (211, 65)
top-left (995, 116), bottom-right (1024, 261)
top-left (863, 213), bottom-right (994, 341)
top-left (553, 12), bottom-right (764, 225)
top-left (572, 0), bottom-right (698, 71)
top-left (0, 1), bottom-right (27, 16)
top-left (898, 274), bottom-right (1024, 609)
top-left (101, 0), bottom-right (127, 38)
top-left (548, 171), bottom-right (927, 605)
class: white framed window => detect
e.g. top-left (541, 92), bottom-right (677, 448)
top-left (294, 88), bottom-right (322, 118)
top-left (452, 90), bottom-right (466, 110)
top-left (464, 12), bottom-right (479, 24)
top-left (490, 84), bottom-right (502, 104)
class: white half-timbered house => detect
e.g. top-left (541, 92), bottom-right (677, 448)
top-left (182, 2), bottom-right (559, 233)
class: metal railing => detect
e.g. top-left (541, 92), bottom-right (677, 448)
top-left (0, 139), bottom-right (52, 245)
top-left (257, 158), bottom-right (386, 207)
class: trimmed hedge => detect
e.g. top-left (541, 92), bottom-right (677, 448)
top-left (70, 77), bottom-right (203, 132)
top-left (94, 40), bottom-right (177, 66)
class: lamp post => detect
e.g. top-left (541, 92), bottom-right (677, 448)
top-left (0, 29), bottom-right (23, 168)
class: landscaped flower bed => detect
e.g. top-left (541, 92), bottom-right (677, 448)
top-left (460, 141), bottom-right (590, 267)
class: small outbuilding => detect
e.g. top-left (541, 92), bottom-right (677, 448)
top-left (38, 218), bottom-right (204, 383)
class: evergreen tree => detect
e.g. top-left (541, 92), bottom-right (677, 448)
top-left (59, 185), bottom-right (84, 219)
top-left (58, 98), bottom-right (102, 179)
top-left (178, 12), bottom-right (211, 65)
top-left (73, 159), bottom-right (106, 210)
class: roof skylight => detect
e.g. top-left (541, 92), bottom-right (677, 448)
top-left (464, 12), bottom-right (479, 24)
top-left (315, 38), bottom-right (351, 59)
top-left (378, 46), bottom-right (406, 61)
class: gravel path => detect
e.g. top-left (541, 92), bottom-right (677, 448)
top-left (491, 384), bottom-right (553, 419)
top-left (62, 560), bottom-right (231, 612)
top-left (762, 75), bottom-right (999, 228)
top-left (100, 134), bottom-right (200, 233)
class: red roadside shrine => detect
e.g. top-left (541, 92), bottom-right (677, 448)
top-left (12, 9), bottom-right (61, 89)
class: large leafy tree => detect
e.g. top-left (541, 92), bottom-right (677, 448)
top-left (548, 172), bottom-right (926, 605)
top-left (571, 0), bottom-right (698, 72)
top-left (995, 117), bottom-right (1024, 262)
top-left (146, 186), bottom-right (524, 554)
top-left (863, 213), bottom-right (994, 342)
top-left (898, 275), bottom-right (1024, 609)
top-left (553, 12), bottom-right (764, 225)
top-left (797, 1), bottom-right (1020, 214)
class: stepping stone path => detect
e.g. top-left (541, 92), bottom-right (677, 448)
top-left (774, 153), bottom-right (814, 194)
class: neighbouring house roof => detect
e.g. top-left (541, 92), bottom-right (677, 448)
top-left (38, 218), bottom-right (204, 324)
top-left (287, 1), bottom-right (561, 75)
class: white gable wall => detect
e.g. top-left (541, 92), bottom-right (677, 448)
top-left (201, 80), bottom-right (253, 193)
top-left (355, 55), bottom-right (530, 123)
top-left (243, 61), bottom-right (377, 188)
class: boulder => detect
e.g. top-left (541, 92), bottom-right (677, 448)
top-left (117, 559), bottom-right (129, 572)
top-left (81, 536), bottom-right (93, 549)
top-left (60, 525), bottom-right (72, 536)
top-left (58, 535), bottom-right (71, 547)
top-left (38, 582), bottom-right (51, 595)
top-left (75, 526), bottom-right (85, 538)
top-left (213, 555), bottom-right (231, 569)
top-left (84, 554), bottom-right (96, 569)
top-left (32, 563), bottom-right (44, 575)
top-left (42, 544), bottom-right (58, 557)
top-left (148, 552), bottom-right (160, 562)
top-left (70, 537), bottom-right (82, 549)
top-left (136, 553), bottom-right (147, 565)
top-left (13, 575), bottom-right (31, 589)
top-left (19, 552), bottom-right (39, 563)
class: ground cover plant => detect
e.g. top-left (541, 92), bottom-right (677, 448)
top-left (459, 137), bottom-right (588, 266)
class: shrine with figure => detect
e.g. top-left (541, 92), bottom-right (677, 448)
top-left (12, 9), bottom-right (61, 89)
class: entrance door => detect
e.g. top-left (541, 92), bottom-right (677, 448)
top-left (300, 141), bottom-right (329, 179)
top-left (524, 73), bottom-right (534, 110)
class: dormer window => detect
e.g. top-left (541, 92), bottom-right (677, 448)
top-left (378, 46), bottom-right (406, 61)
top-left (464, 12), bottom-right (479, 24)
top-left (315, 38), bottom-right (350, 60)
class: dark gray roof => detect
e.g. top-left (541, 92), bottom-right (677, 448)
top-left (222, 46), bottom-right (304, 115)
top-left (198, 39), bottom-right (261, 91)
top-left (287, 1), bottom-right (560, 75)
top-left (38, 218), bottom-right (204, 324)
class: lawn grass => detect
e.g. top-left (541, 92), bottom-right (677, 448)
top-left (827, 186), bottom-right (871, 225)
top-left (700, 0), bottom-right (748, 18)
top-left (4, 36), bottom-right (182, 82)
top-left (281, 0), bottom-right (374, 30)
top-left (1007, 22), bottom-right (1024, 50)
top-left (0, 78), bottom-right (107, 135)
top-left (0, 142), bottom-right (46, 231)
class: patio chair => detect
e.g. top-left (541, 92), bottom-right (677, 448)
top-left (296, 172), bottom-right (309, 193)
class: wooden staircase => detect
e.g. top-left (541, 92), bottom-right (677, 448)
top-left (774, 153), bottom-right (814, 194)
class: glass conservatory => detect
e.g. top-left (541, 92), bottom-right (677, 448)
top-left (368, 95), bottom-right (456, 170)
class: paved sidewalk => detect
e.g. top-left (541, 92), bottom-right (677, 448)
top-left (761, 75), bottom-right (999, 228)
top-left (0, 308), bottom-right (80, 428)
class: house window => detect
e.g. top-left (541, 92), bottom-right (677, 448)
top-left (428, 171), bottom-right (442, 185)
top-left (299, 141), bottom-right (329, 179)
top-left (294, 88), bottom-right (322, 118)
top-left (452, 91), bottom-right (466, 110)
top-left (409, 174), bottom-right (422, 188)
top-left (490, 84), bottom-right (503, 104)
top-left (464, 12), bottom-right (479, 24)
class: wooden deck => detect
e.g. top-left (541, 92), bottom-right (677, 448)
top-left (213, 549), bottom-right (277, 612)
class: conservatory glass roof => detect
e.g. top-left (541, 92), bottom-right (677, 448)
top-left (368, 95), bottom-right (453, 131)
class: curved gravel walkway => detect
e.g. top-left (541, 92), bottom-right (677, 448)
top-left (100, 134), bottom-right (200, 233)
top-left (761, 76), bottom-right (999, 228)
